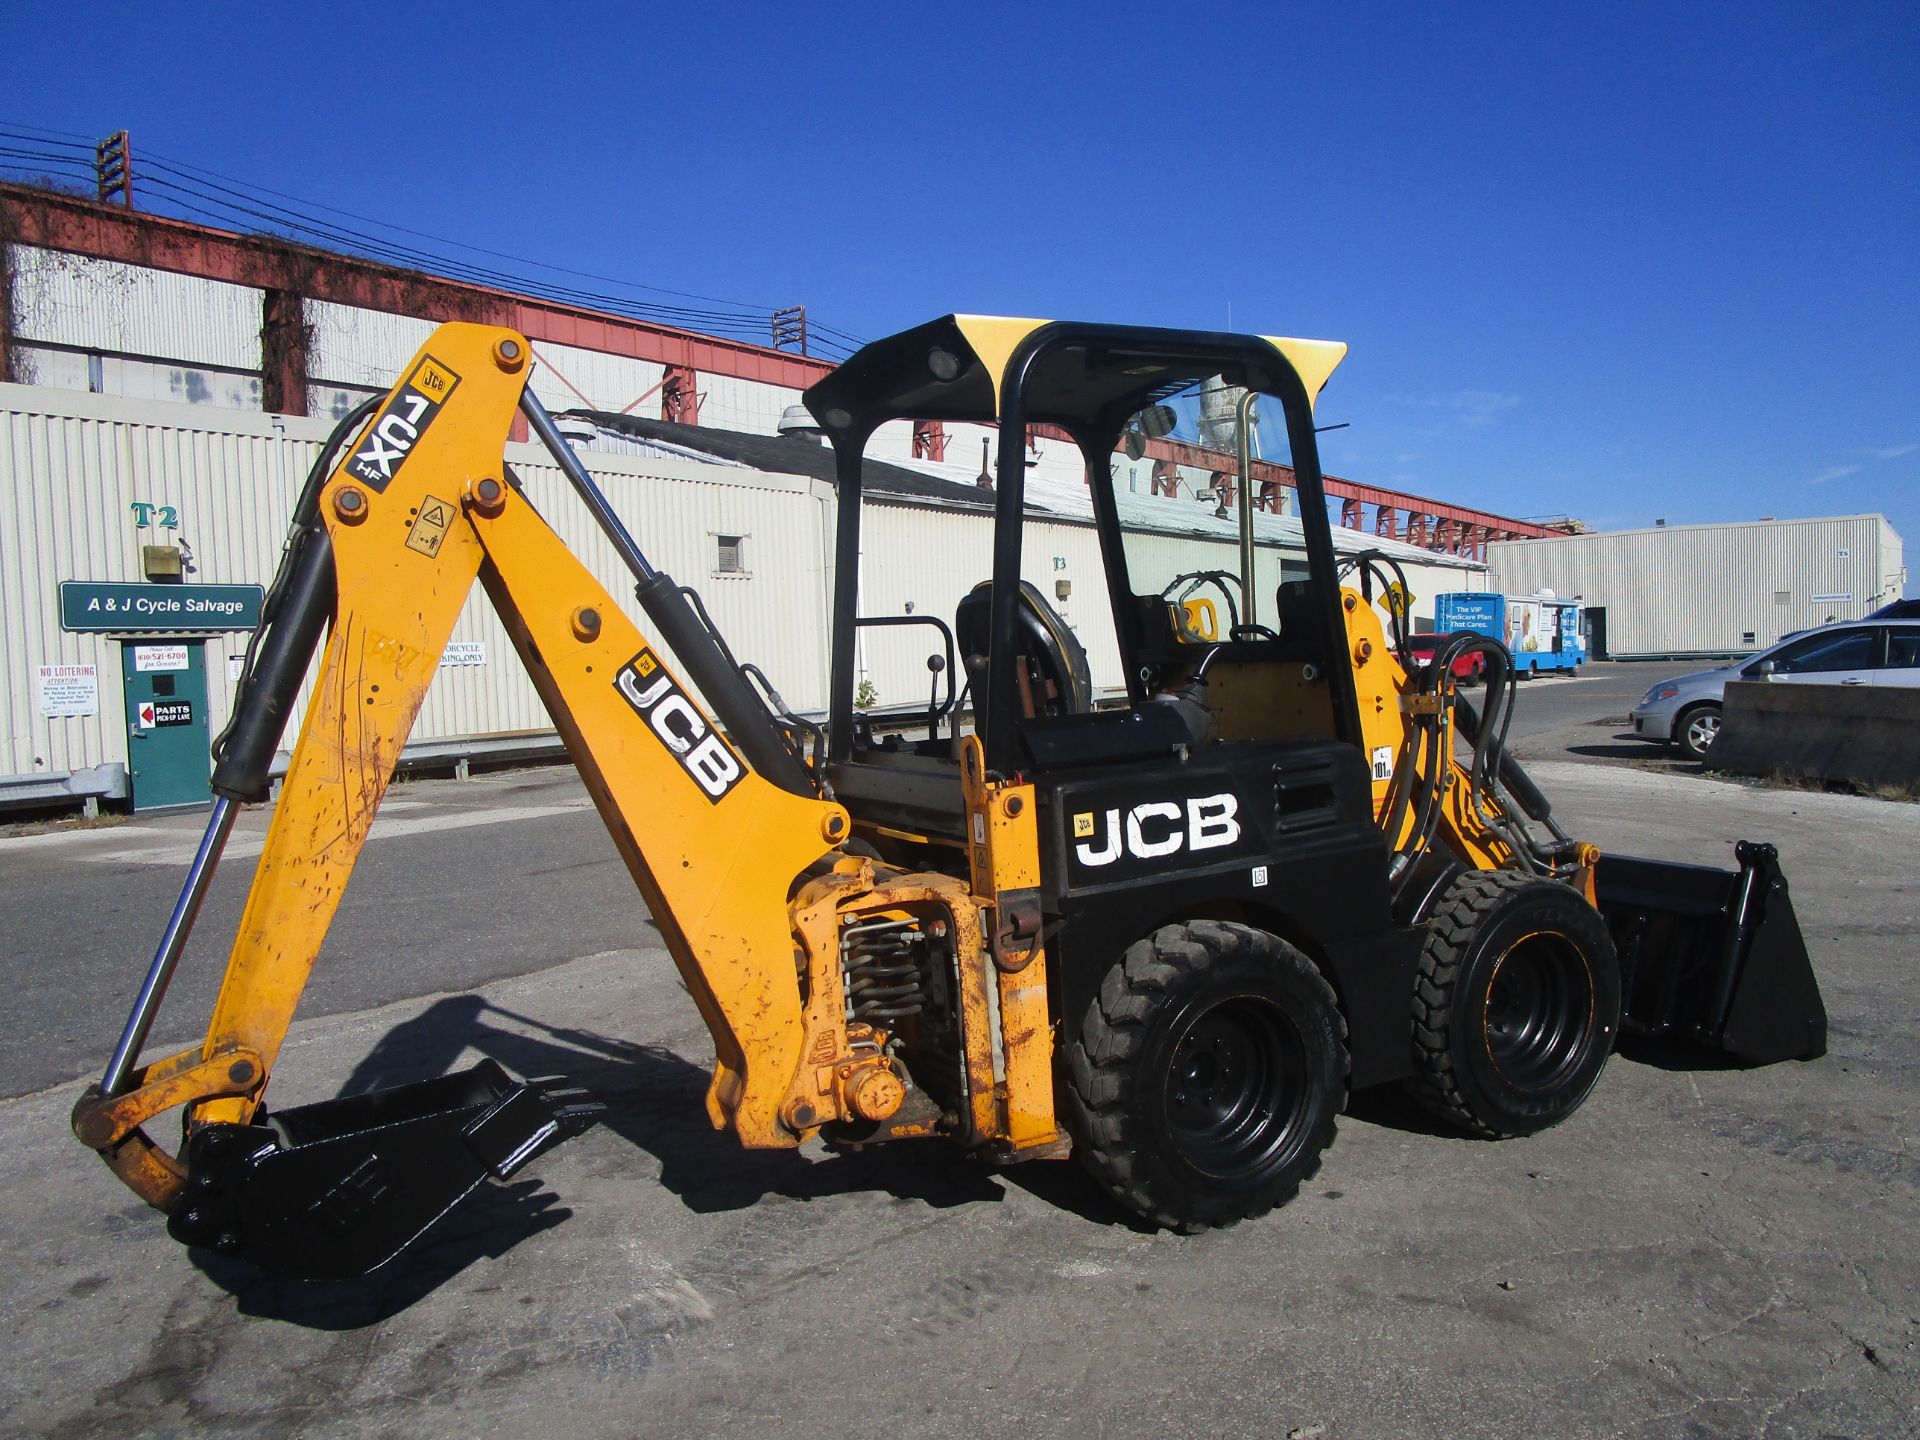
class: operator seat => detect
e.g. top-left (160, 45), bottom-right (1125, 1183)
top-left (1275, 578), bottom-right (1316, 636)
top-left (955, 579), bottom-right (1093, 718)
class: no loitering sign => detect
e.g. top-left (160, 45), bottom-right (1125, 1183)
top-left (36, 663), bottom-right (99, 717)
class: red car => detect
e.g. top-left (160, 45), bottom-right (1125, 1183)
top-left (1406, 634), bottom-right (1487, 685)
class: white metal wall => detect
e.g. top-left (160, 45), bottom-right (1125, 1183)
top-left (11, 253), bottom-right (814, 439)
top-left (852, 500), bottom-right (1482, 706)
top-left (0, 384), bottom-right (835, 788)
top-left (856, 502), bottom-right (1117, 707)
top-left (12, 245), bottom-right (262, 370)
top-left (1, 385), bottom-right (302, 783)
top-left (1488, 515), bottom-right (1907, 657)
top-left (862, 418), bottom-right (1089, 488)
top-left (524, 339), bottom-right (666, 418)
top-left (306, 300), bottom-right (437, 392)
top-left (699, 374), bottom-right (802, 436)
top-left (5, 379), bottom-right (1491, 794)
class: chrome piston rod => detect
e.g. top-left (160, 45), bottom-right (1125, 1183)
top-left (519, 390), bottom-right (657, 584)
top-left (100, 796), bottom-right (239, 1096)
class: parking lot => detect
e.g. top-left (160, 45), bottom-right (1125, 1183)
top-left (2, 663), bottom-right (1914, 1439)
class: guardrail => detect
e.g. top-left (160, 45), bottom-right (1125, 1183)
top-left (0, 764), bottom-right (129, 818)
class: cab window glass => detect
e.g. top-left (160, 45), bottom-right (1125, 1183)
top-left (1771, 629), bottom-right (1876, 673)
top-left (1111, 380), bottom-right (1299, 641)
top-left (1885, 628), bottom-right (1920, 668)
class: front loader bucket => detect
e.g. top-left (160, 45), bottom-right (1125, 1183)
top-left (167, 1060), bottom-right (603, 1281)
top-left (1595, 841), bottom-right (1826, 1065)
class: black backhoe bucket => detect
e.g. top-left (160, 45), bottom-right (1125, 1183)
top-left (1595, 841), bottom-right (1827, 1065)
top-left (167, 1061), bottom-right (604, 1281)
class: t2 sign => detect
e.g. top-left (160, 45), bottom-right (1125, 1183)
top-left (130, 502), bottom-right (180, 529)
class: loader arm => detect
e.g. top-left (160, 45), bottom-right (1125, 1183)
top-left (74, 325), bottom-right (852, 1259)
top-left (1334, 572), bottom-right (1824, 1066)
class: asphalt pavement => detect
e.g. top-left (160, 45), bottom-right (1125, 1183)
top-left (1, 671), bottom-right (1914, 1439)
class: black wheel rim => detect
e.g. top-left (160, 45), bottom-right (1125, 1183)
top-left (1161, 997), bottom-right (1309, 1184)
top-left (1483, 932), bottom-right (1594, 1090)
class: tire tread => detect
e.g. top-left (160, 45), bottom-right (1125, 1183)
top-left (1407, 869), bottom-right (1613, 1137)
top-left (1066, 922), bottom-right (1348, 1232)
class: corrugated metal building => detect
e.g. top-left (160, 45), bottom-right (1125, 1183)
top-left (7, 242), bottom-right (1088, 489)
top-left (3, 383), bottom-right (1487, 810)
top-left (0, 384), bottom-right (835, 808)
top-left (1488, 515), bottom-right (1907, 659)
top-left (3, 185), bottom-right (1554, 569)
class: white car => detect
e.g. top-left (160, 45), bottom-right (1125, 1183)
top-left (1629, 618), bottom-right (1920, 760)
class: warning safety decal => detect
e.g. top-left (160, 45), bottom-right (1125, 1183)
top-left (405, 495), bottom-right (457, 557)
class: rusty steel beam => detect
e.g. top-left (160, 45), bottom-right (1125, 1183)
top-left (0, 232), bottom-right (15, 386)
top-left (660, 364), bottom-right (700, 426)
top-left (0, 182), bottom-right (832, 393)
top-left (259, 289), bottom-right (308, 416)
top-left (913, 420), bottom-right (947, 462)
top-left (1131, 434), bottom-right (1551, 542)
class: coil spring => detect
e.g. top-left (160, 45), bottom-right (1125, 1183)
top-left (843, 917), bottom-right (934, 1022)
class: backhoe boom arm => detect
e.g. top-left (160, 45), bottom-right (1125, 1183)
top-left (75, 325), bottom-right (854, 1271)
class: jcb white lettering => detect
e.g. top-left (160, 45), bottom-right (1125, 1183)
top-left (1074, 791), bottom-right (1243, 868)
top-left (613, 649), bottom-right (746, 804)
top-left (616, 670), bottom-right (673, 710)
top-left (1126, 802), bottom-right (1183, 859)
top-left (1073, 809), bottom-right (1123, 867)
top-left (1187, 793), bottom-right (1240, 851)
top-left (648, 694), bottom-right (705, 756)
top-left (685, 734), bottom-right (743, 796)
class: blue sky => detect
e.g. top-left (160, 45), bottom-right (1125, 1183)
top-left (7, 3), bottom-right (1916, 587)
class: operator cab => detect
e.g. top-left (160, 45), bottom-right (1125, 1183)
top-left (803, 315), bottom-right (1363, 857)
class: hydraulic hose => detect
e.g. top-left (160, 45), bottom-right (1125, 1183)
top-left (209, 398), bottom-right (380, 802)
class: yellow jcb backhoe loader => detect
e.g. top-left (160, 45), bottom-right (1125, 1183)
top-left (73, 317), bottom-right (1827, 1279)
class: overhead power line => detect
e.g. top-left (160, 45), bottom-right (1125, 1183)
top-left (0, 124), bottom-right (868, 361)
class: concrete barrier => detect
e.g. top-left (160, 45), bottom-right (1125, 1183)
top-left (1707, 680), bottom-right (1920, 788)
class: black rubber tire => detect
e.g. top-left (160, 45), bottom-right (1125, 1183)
top-left (1063, 921), bottom-right (1348, 1232)
top-left (1674, 703), bottom-right (1721, 761)
top-left (1407, 871), bottom-right (1621, 1138)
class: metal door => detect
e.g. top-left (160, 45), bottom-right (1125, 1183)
top-left (122, 640), bottom-right (212, 809)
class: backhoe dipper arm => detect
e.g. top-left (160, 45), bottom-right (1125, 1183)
top-left (75, 325), bottom-right (849, 1247)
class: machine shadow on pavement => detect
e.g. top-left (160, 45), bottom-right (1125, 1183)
top-left (193, 994), bottom-right (1015, 1328)
top-left (1341, 1086), bottom-right (1473, 1139)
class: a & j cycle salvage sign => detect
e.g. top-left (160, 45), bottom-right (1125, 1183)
top-left (59, 582), bottom-right (264, 633)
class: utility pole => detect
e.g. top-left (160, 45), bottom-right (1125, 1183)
top-left (771, 306), bottom-right (807, 355)
top-left (95, 131), bottom-right (134, 209)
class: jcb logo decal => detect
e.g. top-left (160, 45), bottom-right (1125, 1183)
top-left (1072, 794), bottom-right (1240, 867)
top-left (614, 648), bottom-right (744, 803)
top-left (345, 356), bottom-right (462, 492)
